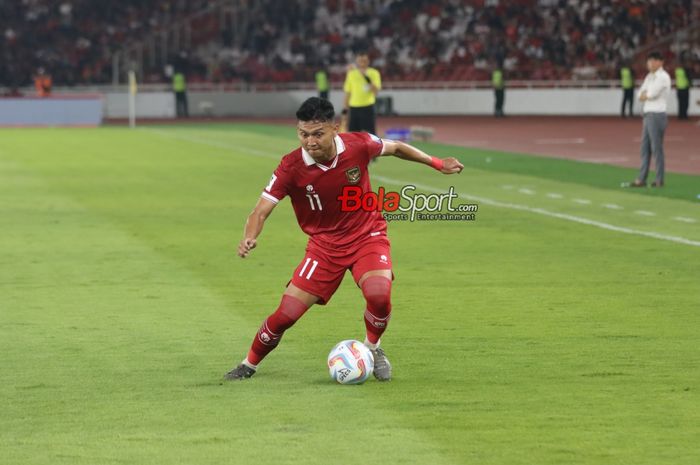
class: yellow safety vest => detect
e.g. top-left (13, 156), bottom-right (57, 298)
top-left (675, 68), bottom-right (689, 90)
top-left (492, 70), bottom-right (504, 89)
top-left (173, 73), bottom-right (186, 92)
top-left (620, 68), bottom-right (633, 89)
top-left (315, 71), bottom-right (329, 92)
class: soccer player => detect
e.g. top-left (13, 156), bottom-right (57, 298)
top-left (224, 97), bottom-right (464, 381)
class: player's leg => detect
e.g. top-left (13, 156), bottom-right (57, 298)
top-left (359, 270), bottom-right (393, 347)
top-left (224, 284), bottom-right (318, 380)
top-left (358, 269), bottom-right (393, 381)
top-left (352, 239), bottom-right (394, 381)
top-left (225, 248), bottom-right (344, 380)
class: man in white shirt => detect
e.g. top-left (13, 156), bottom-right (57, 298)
top-left (628, 51), bottom-right (671, 188)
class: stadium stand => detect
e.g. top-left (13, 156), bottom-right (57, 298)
top-left (0, 0), bottom-right (696, 88)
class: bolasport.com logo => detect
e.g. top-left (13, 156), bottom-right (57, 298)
top-left (337, 185), bottom-right (478, 222)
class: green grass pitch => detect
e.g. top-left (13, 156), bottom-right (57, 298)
top-left (1, 123), bottom-right (699, 465)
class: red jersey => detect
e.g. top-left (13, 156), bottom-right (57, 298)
top-left (261, 132), bottom-right (387, 250)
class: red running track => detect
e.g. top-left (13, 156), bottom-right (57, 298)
top-left (376, 116), bottom-right (700, 175)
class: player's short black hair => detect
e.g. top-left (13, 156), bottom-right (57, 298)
top-left (296, 97), bottom-right (335, 123)
top-left (647, 51), bottom-right (663, 61)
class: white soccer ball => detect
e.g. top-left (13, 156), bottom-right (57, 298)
top-left (327, 340), bottom-right (374, 384)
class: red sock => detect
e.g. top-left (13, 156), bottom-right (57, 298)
top-left (246, 295), bottom-right (309, 366)
top-left (362, 276), bottom-right (392, 345)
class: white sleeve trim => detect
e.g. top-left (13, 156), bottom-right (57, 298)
top-left (261, 191), bottom-right (280, 204)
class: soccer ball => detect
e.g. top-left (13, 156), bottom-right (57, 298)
top-left (327, 340), bottom-right (374, 384)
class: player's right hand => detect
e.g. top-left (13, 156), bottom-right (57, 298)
top-left (238, 238), bottom-right (257, 258)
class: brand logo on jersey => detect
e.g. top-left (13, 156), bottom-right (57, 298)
top-left (345, 166), bottom-right (361, 184)
top-left (380, 254), bottom-right (388, 264)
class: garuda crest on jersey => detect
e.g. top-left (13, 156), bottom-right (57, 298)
top-left (345, 166), bottom-right (361, 184)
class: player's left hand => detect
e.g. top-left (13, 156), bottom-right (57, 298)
top-left (440, 157), bottom-right (464, 174)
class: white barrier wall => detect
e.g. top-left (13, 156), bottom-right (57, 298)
top-left (104, 92), bottom-right (175, 118)
top-left (102, 88), bottom-right (699, 118)
top-left (0, 96), bottom-right (102, 126)
top-left (190, 88), bottom-right (699, 117)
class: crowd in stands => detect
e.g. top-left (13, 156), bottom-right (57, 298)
top-left (0, 0), bottom-right (210, 88)
top-left (0, 0), bottom-right (695, 88)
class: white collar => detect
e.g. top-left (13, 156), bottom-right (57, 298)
top-left (301, 135), bottom-right (346, 171)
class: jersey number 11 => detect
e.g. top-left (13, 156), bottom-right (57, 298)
top-left (306, 193), bottom-right (323, 210)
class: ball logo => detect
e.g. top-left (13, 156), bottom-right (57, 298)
top-left (337, 368), bottom-right (351, 381)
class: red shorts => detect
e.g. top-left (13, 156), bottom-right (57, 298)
top-left (289, 235), bottom-right (392, 305)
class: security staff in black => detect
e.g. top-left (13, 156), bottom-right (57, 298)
top-left (620, 65), bottom-right (635, 118)
top-left (492, 67), bottom-right (505, 117)
top-left (675, 64), bottom-right (691, 120)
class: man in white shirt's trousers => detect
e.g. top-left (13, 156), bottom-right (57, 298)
top-left (630, 51), bottom-right (671, 188)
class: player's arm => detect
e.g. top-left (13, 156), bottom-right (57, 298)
top-left (381, 139), bottom-right (464, 174)
top-left (238, 197), bottom-right (277, 258)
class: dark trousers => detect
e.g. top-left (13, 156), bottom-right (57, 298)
top-left (494, 88), bottom-right (505, 116)
top-left (175, 91), bottom-right (188, 118)
top-left (621, 88), bottom-right (634, 117)
top-left (677, 89), bottom-right (689, 119)
top-left (319, 90), bottom-right (329, 100)
top-left (349, 104), bottom-right (376, 134)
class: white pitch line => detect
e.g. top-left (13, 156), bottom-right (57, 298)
top-left (373, 176), bottom-right (700, 248)
top-left (603, 203), bottom-right (624, 210)
top-left (518, 188), bottom-right (535, 195)
top-left (674, 216), bottom-right (697, 224)
top-left (501, 185), bottom-right (514, 190)
top-left (573, 198), bottom-right (592, 205)
top-left (143, 128), bottom-right (279, 160)
top-left (634, 210), bottom-right (656, 217)
top-left (546, 193), bottom-right (563, 199)
top-left (142, 129), bottom-right (700, 248)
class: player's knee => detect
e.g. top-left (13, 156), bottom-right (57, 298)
top-left (268, 294), bottom-right (310, 333)
top-left (361, 276), bottom-right (392, 313)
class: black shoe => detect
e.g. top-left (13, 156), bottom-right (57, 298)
top-left (224, 363), bottom-right (256, 381)
top-left (370, 347), bottom-right (392, 381)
